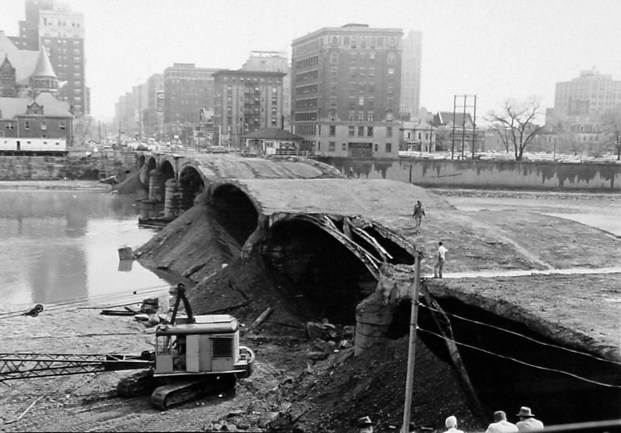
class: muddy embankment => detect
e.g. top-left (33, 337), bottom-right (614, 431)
top-left (132, 185), bottom-right (621, 429)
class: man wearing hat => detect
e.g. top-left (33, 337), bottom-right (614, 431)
top-left (516, 407), bottom-right (544, 431)
top-left (358, 416), bottom-right (374, 433)
top-left (485, 411), bottom-right (518, 433)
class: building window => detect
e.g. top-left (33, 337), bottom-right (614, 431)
top-left (385, 143), bottom-right (392, 153)
top-left (350, 68), bottom-right (356, 78)
top-left (358, 112), bottom-right (364, 121)
top-left (348, 126), bottom-right (355, 136)
top-left (388, 53), bottom-right (396, 65)
top-left (369, 52), bottom-right (376, 60)
top-left (359, 97), bottom-right (364, 106)
top-left (59, 121), bottom-right (66, 130)
top-left (358, 126), bottom-right (364, 136)
top-left (5, 123), bottom-right (14, 130)
top-left (330, 97), bottom-right (337, 108)
top-left (367, 127), bottom-right (374, 137)
top-left (359, 68), bottom-right (366, 77)
top-left (387, 126), bottom-right (393, 137)
top-left (368, 97), bottom-right (374, 109)
top-left (329, 125), bottom-right (336, 136)
top-left (330, 52), bottom-right (338, 63)
top-left (368, 83), bottom-right (375, 93)
top-left (349, 111), bottom-right (355, 121)
top-left (24, 121), bottom-right (30, 130)
top-left (386, 112), bottom-right (394, 122)
top-left (388, 68), bottom-right (394, 79)
top-left (374, 143), bottom-right (379, 152)
top-left (41, 120), bottom-right (47, 130)
top-left (368, 113), bottom-right (374, 122)
top-left (350, 82), bottom-right (357, 92)
top-left (342, 143), bottom-right (347, 151)
top-left (329, 141), bottom-right (335, 151)
top-left (349, 97), bottom-right (356, 109)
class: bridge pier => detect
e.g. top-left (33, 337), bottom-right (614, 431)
top-left (149, 170), bottom-right (166, 202)
top-left (354, 264), bottom-right (414, 356)
top-left (164, 179), bottom-right (183, 218)
top-left (178, 181), bottom-right (200, 213)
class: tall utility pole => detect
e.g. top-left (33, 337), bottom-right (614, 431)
top-left (402, 252), bottom-right (422, 433)
top-left (451, 95), bottom-right (478, 159)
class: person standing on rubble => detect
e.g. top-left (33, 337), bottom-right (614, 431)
top-left (412, 200), bottom-right (426, 228)
top-left (434, 241), bottom-right (448, 278)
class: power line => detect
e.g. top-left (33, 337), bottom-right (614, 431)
top-left (417, 327), bottom-right (621, 390)
top-left (418, 302), bottom-right (621, 366)
top-left (0, 283), bottom-right (173, 320)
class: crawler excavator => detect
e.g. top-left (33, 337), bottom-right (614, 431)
top-left (0, 284), bottom-right (255, 409)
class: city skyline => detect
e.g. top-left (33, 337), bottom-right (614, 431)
top-left (2, 0), bottom-right (621, 123)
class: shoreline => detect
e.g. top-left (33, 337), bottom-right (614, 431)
top-left (0, 180), bottom-right (112, 190)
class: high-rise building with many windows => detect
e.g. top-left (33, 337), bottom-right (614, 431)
top-left (163, 63), bottom-right (218, 142)
top-left (291, 24), bottom-right (403, 158)
top-left (400, 30), bottom-right (422, 119)
top-left (9, 0), bottom-right (87, 117)
top-left (213, 69), bottom-right (285, 148)
top-left (553, 69), bottom-right (621, 122)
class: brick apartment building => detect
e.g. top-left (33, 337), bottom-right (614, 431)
top-left (291, 23), bottom-right (403, 158)
top-left (213, 69), bottom-right (285, 148)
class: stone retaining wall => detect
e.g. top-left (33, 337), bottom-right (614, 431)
top-left (0, 152), bottom-right (138, 180)
top-left (317, 157), bottom-right (621, 190)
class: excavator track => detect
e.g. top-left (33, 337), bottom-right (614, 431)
top-left (150, 374), bottom-right (237, 410)
top-left (117, 370), bottom-right (159, 398)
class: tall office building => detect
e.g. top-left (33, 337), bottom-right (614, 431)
top-left (553, 69), bottom-right (621, 122)
top-left (9, 0), bottom-right (87, 116)
top-left (291, 24), bottom-right (403, 158)
top-left (242, 51), bottom-right (291, 131)
top-left (400, 30), bottom-right (422, 119)
top-left (163, 63), bottom-right (218, 141)
top-left (213, 69), bottom-right (285, 147)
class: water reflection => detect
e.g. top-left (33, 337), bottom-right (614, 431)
top-left (0, 188), bottom-right (173, 306)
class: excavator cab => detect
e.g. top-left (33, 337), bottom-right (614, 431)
top-left (154, 314), bottom-right (253, 379)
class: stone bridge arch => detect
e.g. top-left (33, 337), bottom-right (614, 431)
top-left (206, 180), bottom-right (417, 328)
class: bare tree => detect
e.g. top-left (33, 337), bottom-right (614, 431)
top-left (600, 110), bottom-right (621, 160)
top-left (487, 98), bottom-right (545, 161)
top-left (434, 125), bottom-right (452, 152)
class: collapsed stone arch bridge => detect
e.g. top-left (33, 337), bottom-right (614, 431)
top-left (136, 153), bottom-right (427, 350)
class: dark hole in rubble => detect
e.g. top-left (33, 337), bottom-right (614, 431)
top-left (211, 184), bottom-right (259, 246)
top-left (259, 219), bottom-right (377, 325)
top-left (390, 297), bottom-right (621, 425)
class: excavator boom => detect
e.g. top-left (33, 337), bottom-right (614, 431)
top-left (0, 353), bottom-right (153, 381)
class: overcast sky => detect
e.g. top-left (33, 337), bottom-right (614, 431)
top-left (2, 0), bottom-right (621, 123)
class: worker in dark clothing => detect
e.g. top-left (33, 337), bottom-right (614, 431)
top-left (412, 200), bottom-right (426, 228)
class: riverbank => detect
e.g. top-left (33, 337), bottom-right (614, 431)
top-left (0, 180), bottom-right (112, 190)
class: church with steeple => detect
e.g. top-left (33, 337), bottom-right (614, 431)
top-left (0, 30), bottom-right (72, 143)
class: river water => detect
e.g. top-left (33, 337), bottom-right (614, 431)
top-left (0, 187), bottom-right (175, 307)
top-left (0, 186), bottom-right (618, 308)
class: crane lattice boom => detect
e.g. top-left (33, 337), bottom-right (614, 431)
top-left (0, 353), bottom-right (153, 381)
